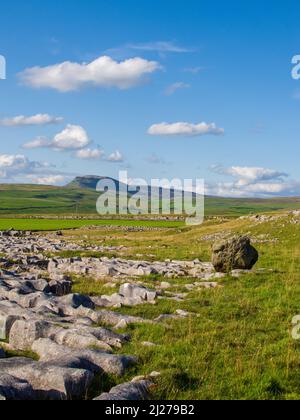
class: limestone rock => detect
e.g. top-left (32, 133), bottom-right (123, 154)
top-left (32, 338), bottom-right (137, 377)
top-left (212, 236), bottom-right (259, 273)
top-left (94, 379), bottom-right (153, 401)
top-left (0, 373), bottom-right (35, 400)
top-left (0, 357), bottom-right (93, 400)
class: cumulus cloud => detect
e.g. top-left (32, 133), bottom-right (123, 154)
top-left (0, 114), bottom-right (63, 127)
top-left (164, 82), bottom-right (190, 96)
top-left (107, 150), bottom-right (124, 162)
top-left (211, 165), bottom-right (288, 183)
top-left (0, 153), bottom-right (72, 185)
top-left (52, 125), bottom-right (90, 150)
top-left (0, 154), bottom-right (52, 179)
top-left (148, 122), bottom-right (224, 137)
top-left (207, 165), bottom-right (299, 197)
top-left (75, 147), bottom-right (104, 160)
top-left (0, 154), bottom-right (44, 176)
top-left (23, 124), bottom-right (91, 151)
top-left (19, 56), bottom-right (161, 92)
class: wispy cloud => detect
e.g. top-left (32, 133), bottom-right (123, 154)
top-left (145, 153), bottom-right (167, 165)
top-left (164, 82), bottom-right (190, 96)
top-left (127, 41), bottom-right (193, 53)
top-left (0, 114), bottom-right (63, 127)
top-left (105, 41), bottom-right (194, 59)
top-left (148, 121), bottom-right (225, 137)
top-left (183, 66), bottom-right (205, 74)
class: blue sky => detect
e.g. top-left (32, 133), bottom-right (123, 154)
top-left (0, 0), bottom-right (300, 196)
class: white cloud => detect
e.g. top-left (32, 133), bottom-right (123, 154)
top-left (207, 165), bottom-right (298, 197)
top-left (148, 122), bottom-right (224, 137)
top-left (25, 174), bottom-right (69, 185)
top-left (20, 55), bottom-right (161, 92)
top-left (23, 136), bottom-right (51, 150)
top-left (206, 181), bottom-right (300, 198)
top-left (212, 165), bottom-right (288, 183)
top-left (0, 114), bottom-right (63, 127)
top-left (23, 124), bottom-right (91, 151)
top-left (164, 82), bottom-right (190, 96)
top-left (0, 153), bottom-right (72, 185)
top-left (75, 148), bottom-right (104, 160)
top-left (107, 150), bottom-right (124, 162)
top-left (0, 154), bottom-right (50, 179)
top-left (52, 124), bottom-right (90, 150)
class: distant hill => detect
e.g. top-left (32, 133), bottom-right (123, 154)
top-left (0, 176), bottom-right (300, 217)
top-left (67, 176), bottom-right (122, 190)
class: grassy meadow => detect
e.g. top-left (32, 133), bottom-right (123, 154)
top-left (1, 183), bottom-right (300, 217)
top-left (0, 218), bottom-right (184, 231)
top-left (63, 213), bottom-right (300, 400)
top-left (1, 182), bottom-right (300, 399)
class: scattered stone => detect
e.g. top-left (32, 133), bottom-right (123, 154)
top-left (97, 283), bottom-right (158, 308)
top-left (141, 342), bottom-right (157, 348)
top-left (149, 371), bottom-right (161, 378)
top-left (94, 379), bottom-right (154, 401)
top-left (160, 282), bottom-right (172, 289)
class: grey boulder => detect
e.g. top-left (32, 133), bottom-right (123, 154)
top-left (212, 236), bottom-right (259, 273)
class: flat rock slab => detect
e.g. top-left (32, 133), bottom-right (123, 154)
top-left (32, 338), bottom-right (137, 377)
top-left (0, 357), bottom-right (93, 400)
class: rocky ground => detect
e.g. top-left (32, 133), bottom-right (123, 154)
top-left (0, 229), bottom-right (260, 401)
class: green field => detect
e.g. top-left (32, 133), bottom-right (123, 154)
top-left (0, 218), bottom-right (184, 231)
top-left (67, 213), bottom-right (300, 400)
top-left (1, 201), bottom-right (300, 399)
top-left (1, 183), bottom-right (300, 217)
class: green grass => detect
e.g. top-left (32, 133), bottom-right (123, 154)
top-left (0, 218), bottom-right (184, 231)
top-left (1, 199), bottom-right (300, 399)
top-left (66, 213), bottom-right (300, 400)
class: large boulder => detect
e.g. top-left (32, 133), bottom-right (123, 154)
top-left (212, 236), bottom-right (259, 273)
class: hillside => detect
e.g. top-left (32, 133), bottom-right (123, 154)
top-left (0, 178), bottom-right (300, 217)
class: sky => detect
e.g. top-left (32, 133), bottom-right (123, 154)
top-left (0, 0), bottom-right (300, 197)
